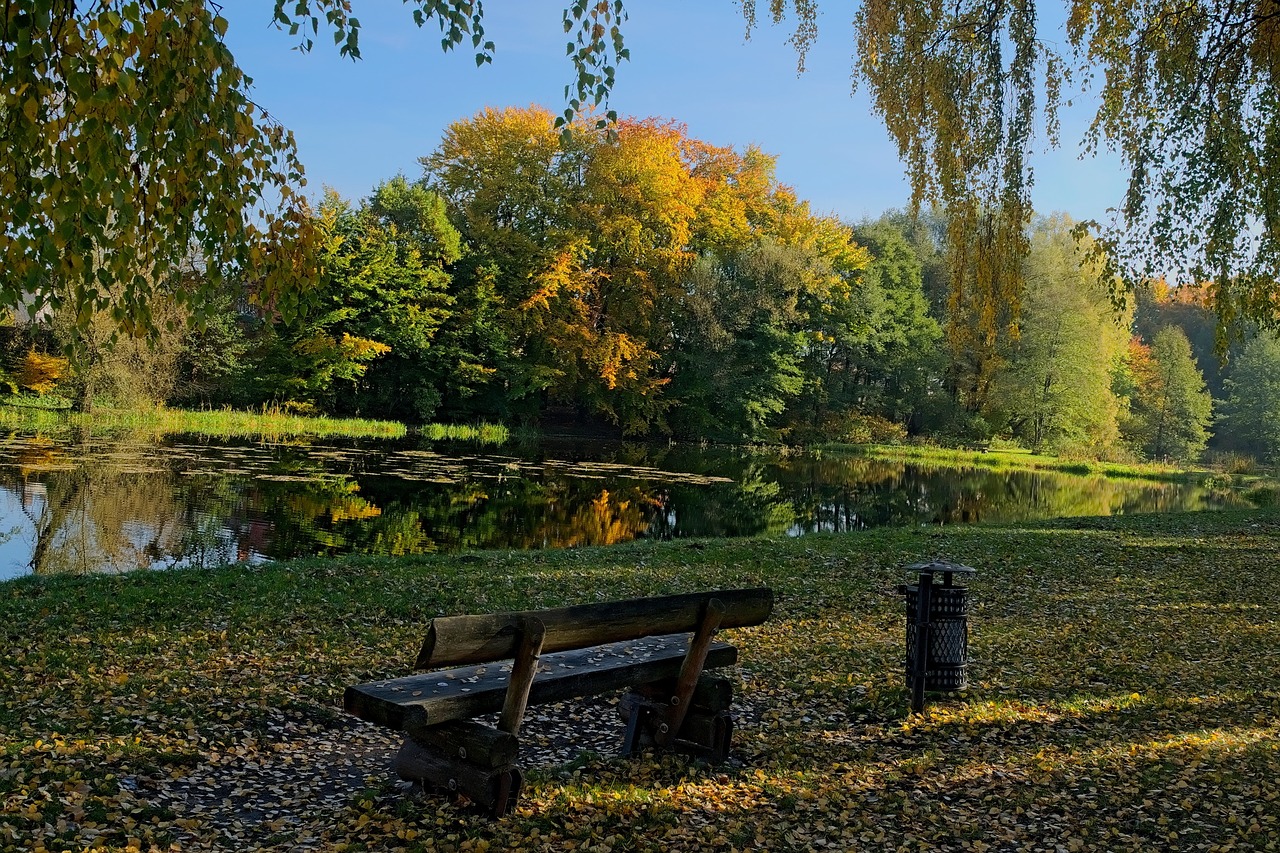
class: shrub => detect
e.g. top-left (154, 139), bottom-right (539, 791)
top-left (17, 350), bottom-right (69, 394)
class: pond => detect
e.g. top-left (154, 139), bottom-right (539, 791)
top-left (0, 431), bottom-right (1245, 580)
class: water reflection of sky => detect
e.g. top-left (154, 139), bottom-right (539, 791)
top-left (0, 433), bottom-right (1247, 581)
top-left (0, 486), bottom-right (38, 579)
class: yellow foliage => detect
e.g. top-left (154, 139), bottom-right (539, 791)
top-left (17, 349), bottom-right (69, 394)
top-left (339, 332), bottom-right (391, 360)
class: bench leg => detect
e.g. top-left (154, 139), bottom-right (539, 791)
top-left (393, 737), bottom-right (524, 818)
top-left (619, 692), bottom-right (736, 764)
top-left (675, 709), bottom-right (734, 764)
top-left (621, 699), bottom-right (655, 757)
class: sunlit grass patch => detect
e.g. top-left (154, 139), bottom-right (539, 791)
top-left (0, 404), bottom-right (512, 443)
top-left (850, 442), bottom-right (1197, 482)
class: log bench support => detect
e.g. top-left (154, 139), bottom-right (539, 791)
top-left (620, 673), bottom-right (736, 763)
top-left (345, 588), bottom-right (773, 818)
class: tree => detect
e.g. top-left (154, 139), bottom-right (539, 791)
top-left (785, 216), bottom-right (939, 441)
top-left (13, 1), bottom-right (1280, 347)
top-left (1218, 333), bottom-right (1280, 462)
top-left (52, 284), bottom-right (188, 411)
top-left (1123, 326), bottom-right (1214, 463)
top-left (1133, 280), bottom-right (1233, 400)
top-left (2, 1), bottom-right (316, 334)
top-left (0, 0), bottom-right (616, 341)
top-left (244, 193), bottom-right (446, 411)
top-left (426, 108), bottom-right (711, 433)
top-left (988, 215), bottom-right (1131, 453)
top-left (425, 105), bottom-right (578, 421)
top-left (772, 0), bottom-right (1280, 342)
top-left (337, 178), bottom-right (460, 421)
top-left (668, 242), bottom-right (812, 441)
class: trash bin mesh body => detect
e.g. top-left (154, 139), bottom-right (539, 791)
top-left (903, 584), bottom-right (970, 691)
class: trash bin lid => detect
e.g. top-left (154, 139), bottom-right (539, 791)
top-left (907, 560), bottom-right (976, 575)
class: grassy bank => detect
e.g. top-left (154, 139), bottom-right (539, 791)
top-left (3, 508), bottom-right (1279, 851)
top-left (0, 405), bottom-right (510, 443)
top-left (846, 442), bottom-right (1195, 482)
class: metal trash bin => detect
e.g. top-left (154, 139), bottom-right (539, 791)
top-left (898, 560), bottom-right (975, 711)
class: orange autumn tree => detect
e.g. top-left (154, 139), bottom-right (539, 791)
top-left (550, 117), bottom-right (709, 430)
top-left (425, 106), bottom-right (885, 437)
top-left (426, 109), bottom-right (709, 432)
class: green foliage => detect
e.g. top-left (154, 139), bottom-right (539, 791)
top-left (1124, 326), bottom-right (1214, 464)
top-left (668, 242), bottom-right (813, 441)
top-left (805, 217), bottom-right (942, 435)
top-left (329, 181), bottom-right (459, 421)
top-left (762, 1), bottom-right (1280, 341)
top-left (246, 188), bottom-right (456, 414)
top-left (1, 1), bottom-right (317, 335)
top-left (1218, 332), bottom-right (1280, 463)
top-left (988, 215), bottom-right (1131, 453)
top-left (11, 0), bottom-right (1279, 377)
top-left (171, 289), bottom-right (252, 408)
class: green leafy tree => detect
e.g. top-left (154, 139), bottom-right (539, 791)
top-left (1124, 326), bottom-right (1214, 463)
top-left (338, 179), bottom-right (461, 421)
top-left (425, 259), bottom-right (513, 421)
top-left (246, 191), bottom-right (462, 411)
top-left (1219, 333), bottom-right (1280, 462)
top-left (171, 289), bottom-right (253, 409)
top-left (667, 242), bottom-right (811, 441)
top-left (667, 162), bottom-right (880, 442)
top-left (2, 1), bottom-right (317, 334)
top-left (988, 216), bottom-right (1131, 453)
top-left (820, 218), bottom-right (941, 433)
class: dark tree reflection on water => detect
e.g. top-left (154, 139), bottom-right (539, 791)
top-left (0, 434), bottom-right (1245, 578)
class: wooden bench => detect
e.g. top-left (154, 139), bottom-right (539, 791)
top-left (344, 587), bottom-right (774, 816)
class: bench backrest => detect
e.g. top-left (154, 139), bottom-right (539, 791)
top-left (415, 587), bottom-right (774, 669)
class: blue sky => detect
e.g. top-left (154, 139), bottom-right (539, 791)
top-left (219, 1), bottom-right (1126, 224)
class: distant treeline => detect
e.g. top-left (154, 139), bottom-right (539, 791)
top-left (4, 106), bottom-right (1277, 464)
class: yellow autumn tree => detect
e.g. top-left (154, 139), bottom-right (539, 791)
top-left (16, 350), bottom-right (69, 395)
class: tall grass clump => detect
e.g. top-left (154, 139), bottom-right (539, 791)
top-left (418, 422), bottom-right (510, 443)
top-left (849, 442), bottom-right (1199, 482)
top-left (0, 403), bottom-right (514, 443)
top-left (0, 404), bottom-right (409, 440)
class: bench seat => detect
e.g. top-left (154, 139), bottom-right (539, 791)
top-left (345, 634), bottom-right (739, 731)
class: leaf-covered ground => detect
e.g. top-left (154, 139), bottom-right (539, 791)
top-left (3, 509), bottom-right (1279, 851)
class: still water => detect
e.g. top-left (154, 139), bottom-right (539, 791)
top-left (0, 431), bottom-right (1243, 580)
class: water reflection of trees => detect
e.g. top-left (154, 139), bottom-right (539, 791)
top-left (0, 434), bottom-right (1241, 577)
top-left (5, 437), bottom-right (193, 575)
top-left (772, 457), bottom-right (1227, 532)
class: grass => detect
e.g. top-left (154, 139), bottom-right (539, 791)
top-left (418, 421), bottom-right (510, 444)
top-left (2, 507), bottom-right (1279, 850)
top-left (0, 404), bottom-right (509, 443)
top-left (843, 442), bottom-right (1197, 482)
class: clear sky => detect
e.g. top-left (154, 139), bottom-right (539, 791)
top-left (219, 1), bottom-right (1127, 225)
